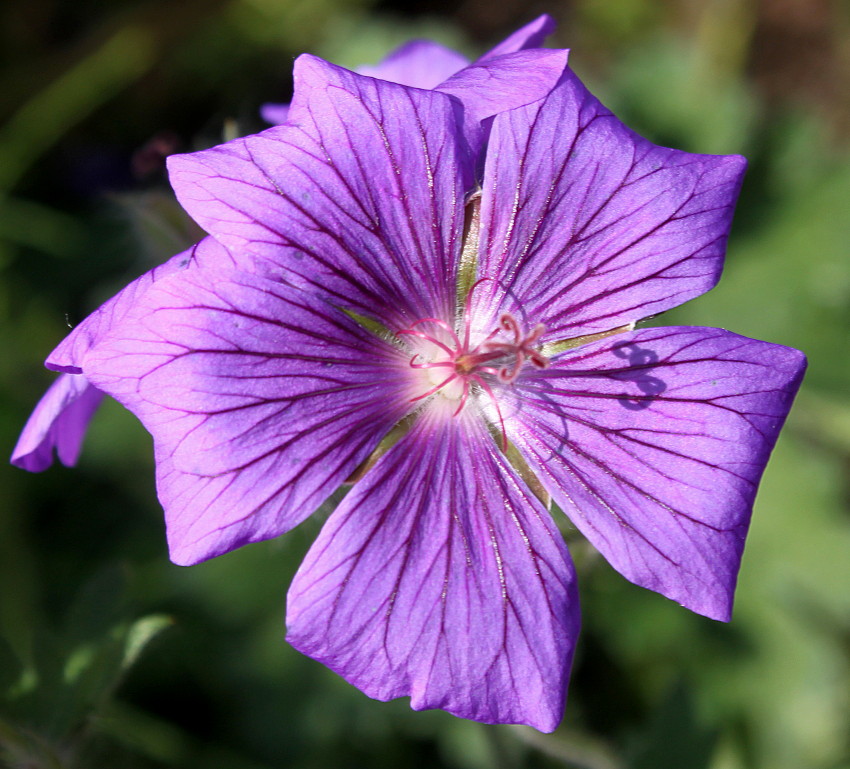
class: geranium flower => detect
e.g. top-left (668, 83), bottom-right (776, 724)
top-left (14, 18), bottom-right (806, 732)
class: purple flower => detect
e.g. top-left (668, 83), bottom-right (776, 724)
top-left (15, 17), bottom-right (806, 732)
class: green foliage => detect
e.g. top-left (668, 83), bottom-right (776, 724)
top-left (0, 567), bottom-right (170, 768)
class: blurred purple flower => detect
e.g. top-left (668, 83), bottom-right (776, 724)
top-left (11, 373), bottom-right (104, 472)
top-left (13, 16), bottom-right (806, 732)
top-left (260, 14), bottom-right (553, 124)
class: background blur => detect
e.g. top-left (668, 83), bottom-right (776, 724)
top-left (1, 1), bottom-right (849, 767)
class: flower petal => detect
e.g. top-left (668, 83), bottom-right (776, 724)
top-left (473, 69), bottom-right (747, 339)
top-left (287, 411), bottom-right (580, 732)
top-left (357, 39), bottom-right (469, 88)
top-left (153, 447), bottom-right (317, 566)
top-left (436, 49), bottom-right (569, 160)
top-left (168, 55), bottom-right (473, 328)
top-left (477, 14), bottom-right (557, 62)
top-left (48, 236), bottom-right (235, 373)
top-left (11, 373), bottom-right (104, 472)
top-left (504, 326), bottom-right (806, 620)
top-left (83, 268), bottom-right (412, 564)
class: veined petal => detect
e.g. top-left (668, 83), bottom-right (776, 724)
top-left (473, 68), bottom-right (747, 339)
top-left (48, 236), bottom-right (236, 373)
top-left (11, 374), bottom-right (104, 472)
top-left (168, 55), bottom-right (473, 328)
top-left (477, 14), bottom-right (557, 62)
top-left (287, 411), bottom-right (580, 732)
top-left (153, 447), bottom-right (316, 566)
top-left (358, 39), bottom-right (469, 88)
top-left (505, 326), bottom-right (806, 620)
top-left (436, 49), bottom-right (569, 160)
top-left (83, 268), bottom-right (412, 564)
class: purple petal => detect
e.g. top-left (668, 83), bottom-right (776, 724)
top-left (48, 236), bottom-right (235, 374)
top-left (436, 49), bottom-right (569, 160)
top-left (505, 326), bottom-right (806, 620)
top-left (472, 68), bottom-right (747, 340)
top-left (287, 412), bottom-right (580, 732)
top-left (153, 448), bottom-right (317, 566)
top-left (358, 39), bottom-right (469, 88)
top-left (477, 15), bottom-right (557, 62)
top-left (11, 374), bottom-right (104, 472)
top-left (83, 268), bottom-right (413, 565)
top-left (260, 102), bottom-right (291, 126)
top-left (168, 55), bottom-right (473, 328)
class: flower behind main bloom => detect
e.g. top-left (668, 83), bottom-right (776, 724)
top-left (260, 13), bottom-right (554, 123)
top-left (15, 16), bottom-right (806, 732)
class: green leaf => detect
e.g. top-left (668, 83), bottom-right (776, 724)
top-left (122, 614), bottom-right (172, 672)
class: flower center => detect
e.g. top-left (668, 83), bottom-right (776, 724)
top-left (397, 312), bottom-right (549, 422)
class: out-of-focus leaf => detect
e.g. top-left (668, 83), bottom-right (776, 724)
top-left (230, 0), bottom-right (372, 49)
top-left (0, 199), bottom-right (85, 259)
top-left (94, 700), bottom-right (191, 765)
top-left (575, 0), bottom-right (661, 43)
top-left (0, 716), bottom-right (68, 769)
top-left (508, 724), bottom-right (624, 769)
top-left (122, 614), bottom-right (172, 672)
top-left (792, 390), bottom-right (850, 456)
top-left (110, 190), bottom-right (204, 267)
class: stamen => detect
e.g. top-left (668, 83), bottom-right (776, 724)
top-left (397, 327), bottom-right (455, 358)
top-left (499, 313), bottom-right (521, 343)
top-left (410, 372), bottom-right (459, 402)
top-left (471, 374), bottom-right (509, 451)
top-left (409, 356), bottom-right (454, 369)
top-left (405, 317), bottom-right (463, 351)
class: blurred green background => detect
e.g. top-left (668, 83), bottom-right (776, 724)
top-left (1, 0), bottom-right (849, 767)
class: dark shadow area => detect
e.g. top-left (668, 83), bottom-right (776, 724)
top-left (610, 341), bottom-right (667, 410)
